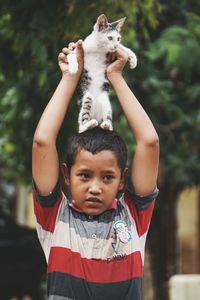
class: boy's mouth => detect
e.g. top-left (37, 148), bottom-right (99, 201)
top-left (86, 197), bottom-right (102, 203)
top-left (85, 197), bottom-right (103, 207)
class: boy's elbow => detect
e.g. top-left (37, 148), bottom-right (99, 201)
top-left (32, 134), bottom-right (52, 148)
top-left (33, 139), bottom-right (44, 150)
top-left (149, 134), bottom-right (159, 147)
top-left (143, 134), bottom-right (159, 148)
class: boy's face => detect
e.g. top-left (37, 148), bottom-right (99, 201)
top-left (63, 149), bottom-right (125, 216)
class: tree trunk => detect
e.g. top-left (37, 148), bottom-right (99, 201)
top-left (148, 185), bottom-right (181, 300)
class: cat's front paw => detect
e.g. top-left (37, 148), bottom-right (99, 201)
top-left (79, 119), bottom-right (98, 133)
top-left (68, 62), bottom-right (79, 74)
top-left (100, 120), bottom-right (113, 131)
top-left (129, 53), bottom-right (137, 69)
top-left (68, 53), bottom-right (79, 74)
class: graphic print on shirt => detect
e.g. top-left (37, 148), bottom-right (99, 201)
top-left (107, 220), bottom-right (132, 262)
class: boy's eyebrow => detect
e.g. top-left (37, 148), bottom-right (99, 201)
top-left (77, 168), bottom-right (92, 172)
top-left (76, 168), bottom-right (117, 174)
top-left (101, 170), bottom-right (116, 174)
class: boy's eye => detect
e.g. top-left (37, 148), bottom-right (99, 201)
top-left (107, 36), bottom-right (113, 41)
top-left (78, 173), bottom-right (90, 180)
top-left (103, 175), bottom-right (114, 181)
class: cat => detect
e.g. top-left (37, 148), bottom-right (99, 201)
top-left (67, 14), bottom-right (137, 133)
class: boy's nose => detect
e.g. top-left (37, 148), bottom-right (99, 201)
top-left (88, 183), bottom-right (102, 194)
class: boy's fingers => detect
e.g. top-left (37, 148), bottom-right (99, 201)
top-left (77, 39), bottom-right (83, 47)
top-left (59, 40), bottom-right (84, 69)
top-left (116, 47), bottom-right (128, 62)
top-left (62, 47), bottom-right (68, 53)
top-left (68, 42), bottom-right (76, 51)
top-left (111, 52), bottom-right (117, 61)
top-left (58, 52), bottom-right (67, 62)
top-left (76, 39), bottom-right (84, 64)
top-left (62, 47), bottom-right (70, 55)
top-left (106, 53), bottom-right (111, 63)
top-left (106, 52), bottom-right (116, 63)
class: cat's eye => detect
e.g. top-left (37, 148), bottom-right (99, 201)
top-left (117, 37), bottom-right (121, 41)
top-left (107, 36), bottom-right (113, 41)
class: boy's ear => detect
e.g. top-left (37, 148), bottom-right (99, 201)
top-left (60, 163), bottom-right (70, 187)
top-left (118, 167), bottom-right (129, 191)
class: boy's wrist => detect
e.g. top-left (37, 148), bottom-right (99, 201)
top-left (108, 72), bottom-right (124, 85)
top-left (61, 72), bottom-right (80, 85)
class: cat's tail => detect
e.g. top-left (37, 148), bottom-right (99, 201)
top-left (68, 51), bottom-right (79, 74)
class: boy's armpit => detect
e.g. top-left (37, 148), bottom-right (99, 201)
top-left (32, 179), bottom-right (62, 208)
top-left (125, 176), bottom-right (159, 210)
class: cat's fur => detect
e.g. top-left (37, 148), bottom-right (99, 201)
top-left (67, 14), bottom-right (137, 133)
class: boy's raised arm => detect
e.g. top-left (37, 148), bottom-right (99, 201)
top-left (107, 49), bottom-right (159, 196)
top-left (32, 41), bottom-right (83, 196)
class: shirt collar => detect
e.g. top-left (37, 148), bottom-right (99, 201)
top-left (69, 199), bottom-right (117, 213)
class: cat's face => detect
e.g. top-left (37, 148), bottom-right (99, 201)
top-left (96, 30), bottom-right (122, 52)
top-left (93, 14), bottom-right (126, 52)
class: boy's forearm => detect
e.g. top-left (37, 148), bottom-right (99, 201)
top-left (34, 74), bottom-right (78, 144)
top-left (110, 74), bottom-right (158, 144)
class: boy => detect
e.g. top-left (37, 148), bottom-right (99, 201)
top-left (32, 40), bottom-right (159, 300)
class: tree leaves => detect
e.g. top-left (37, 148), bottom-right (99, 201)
top-left (142, 12), bottom-right (200, 189)
top-left (0, 0), bottom-right (160, 181)
top-left (0, 1), bottom-right (199, 192)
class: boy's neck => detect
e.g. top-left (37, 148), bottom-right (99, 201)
top-left (69, 198), bottom-right (117, 214)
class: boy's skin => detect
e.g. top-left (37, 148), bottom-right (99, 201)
top-left (32, 40), bottom-right (159, 214)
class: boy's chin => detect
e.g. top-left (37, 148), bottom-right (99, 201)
top-left (83, 208), bottom-right (105, 216)
top-left (72, 200), bottom-right (106, 215)
top-left (81, 205), bottom-right (108, 216)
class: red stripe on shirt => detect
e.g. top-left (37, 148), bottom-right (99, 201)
top-left (48, 247), bottom-right (143, 283)
top-left (32, 191), bottom-right (63, 233)
top-left (124, 191), bottom-right (155, 237)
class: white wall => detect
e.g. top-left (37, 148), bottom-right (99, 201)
top-left (169, 275), bottom-right (200, 300)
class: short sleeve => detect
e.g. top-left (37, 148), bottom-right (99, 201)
top-left (125, 176), bottom-right (159, 210)
top-left (32, 180), bottom-right (63, 233)
top-left (32, 180), bottom-right (62, 207)
top-left (123, 176), bottom-right (159, 237)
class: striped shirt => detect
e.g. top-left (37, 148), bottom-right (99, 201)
top-left (32, 178), bottom-right (158, 300)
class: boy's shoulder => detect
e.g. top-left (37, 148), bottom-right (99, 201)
top-left (123, 176), bottom-right (159, 210)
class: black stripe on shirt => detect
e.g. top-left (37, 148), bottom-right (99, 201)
top-left (48, 271), bottom-right (142, 300)
top-left (125, 176), bottom-right (159, 210)
top-left (32, 179), bottom-right (62, 207)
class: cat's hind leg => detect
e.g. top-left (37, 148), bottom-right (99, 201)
top-left (98, 93), bottom-right (113, 131)
top-left (78, 93), bottom-right (98, 133)
top-left (101, 119), bottom-right (113, 131)
top-left (79, 119), bottom-right (98, 133)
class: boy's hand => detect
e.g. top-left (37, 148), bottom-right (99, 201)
top-left (58, 40), bottom-right (84, 79)
top-left (106, 47), bottom-right (128, 80)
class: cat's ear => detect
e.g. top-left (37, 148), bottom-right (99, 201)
top-left (94, 14), bottom-right (108, 32)
top-left (110, 17), bottom-right (126, 32)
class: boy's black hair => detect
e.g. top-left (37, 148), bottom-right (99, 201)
top-left (66, 127), bottom-right (127, 173)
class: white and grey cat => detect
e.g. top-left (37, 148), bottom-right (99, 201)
top-left (68, 14), bottom-right (137, 133)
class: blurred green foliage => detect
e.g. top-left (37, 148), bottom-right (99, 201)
top-left (0, 0), bottom-right (160, 180)
top-left (144, 12), bottom-right (200, 190)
